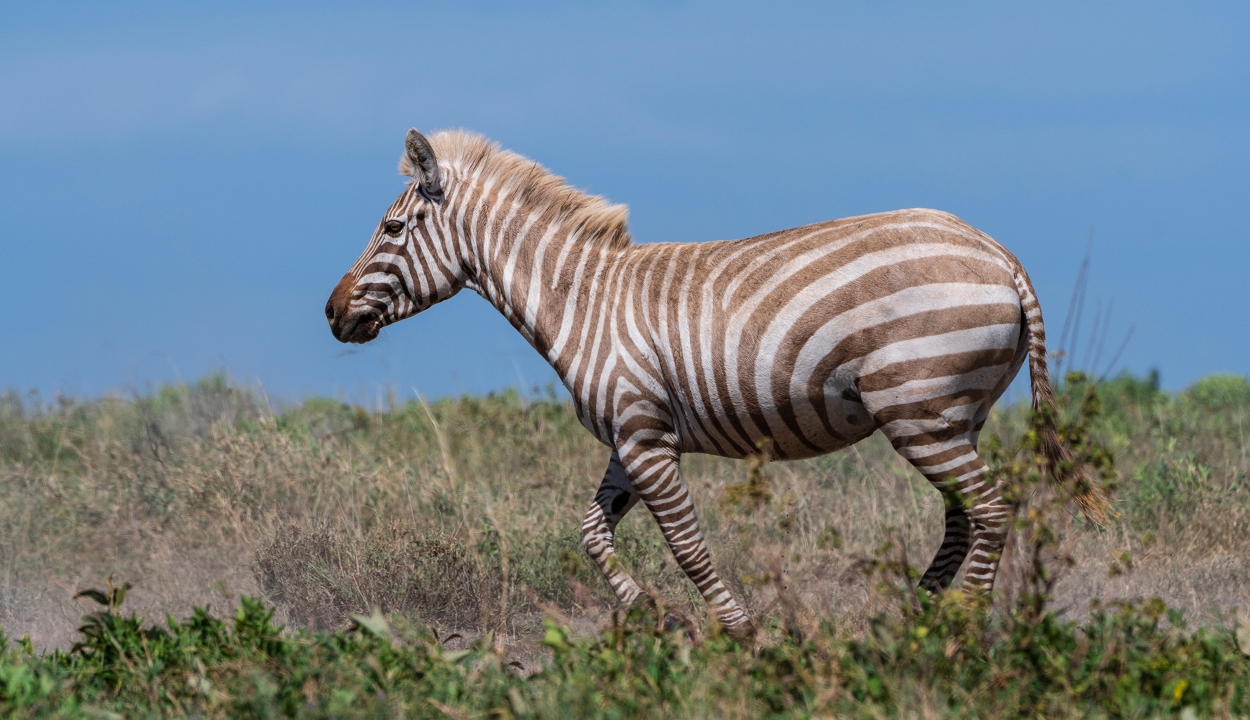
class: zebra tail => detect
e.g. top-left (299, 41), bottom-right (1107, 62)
top-left (1012, 266), bottom-right (1114, 525)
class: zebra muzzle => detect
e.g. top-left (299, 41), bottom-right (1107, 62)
top-left (329, 311), bottom-right (380, 344)
top-left (326, 275), bottom-right (384, 344)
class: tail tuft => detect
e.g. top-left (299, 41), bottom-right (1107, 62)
top-left (1012, 265), bottom-right (1114, 526)
top-left (1039, 424), bottom-right (1114, 525)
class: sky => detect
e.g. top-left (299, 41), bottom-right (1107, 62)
top-left (1, 1), bottom-right (1248, 403)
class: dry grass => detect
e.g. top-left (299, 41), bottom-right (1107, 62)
top-left (2, 372), bottom-right (1248, 652)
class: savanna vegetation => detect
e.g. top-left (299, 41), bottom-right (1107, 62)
top-left (1, 371), bottom-right (1248, 717)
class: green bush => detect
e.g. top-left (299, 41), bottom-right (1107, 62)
top-left (2, 589), bottom-right (1247, 718)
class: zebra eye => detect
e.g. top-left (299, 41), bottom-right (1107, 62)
top-left (383, 219), bottom-right (405, 237)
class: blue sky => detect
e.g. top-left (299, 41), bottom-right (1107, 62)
top-left (2, 2), bottom-right (1247, 402)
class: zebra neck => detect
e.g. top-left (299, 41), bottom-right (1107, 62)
top-left (465, 210), bottom-right (623, 381)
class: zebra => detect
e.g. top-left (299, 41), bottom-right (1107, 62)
top-left (325, 128), bottom-right (1108, 637)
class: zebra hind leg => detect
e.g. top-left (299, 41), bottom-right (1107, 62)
top-left (892, 435), bottom-right (1011, 594)
top-left (919, 493), bottom-right (971, 592)
top-left (581, 451), bottom-right (645, 606)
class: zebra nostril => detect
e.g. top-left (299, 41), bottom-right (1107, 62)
top-left (325, 304), bottom-right (336, 322)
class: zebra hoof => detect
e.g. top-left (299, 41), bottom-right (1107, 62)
top-left (721, 619), bottom-right (756, 643)
top-left (660, 610), bottom-right (684, 632)
top-left (662, 610), bottom-right (702, 645)
top-left (625, 596), bottom-right (701, 643)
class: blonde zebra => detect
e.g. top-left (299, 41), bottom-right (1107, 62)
top-left (325, 129), bottom-right (1107, 637)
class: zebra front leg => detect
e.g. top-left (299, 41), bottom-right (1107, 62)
top-left (581, 451), bottom-right (645, 605)
top-left (623, 447), bottom-right (754, 638)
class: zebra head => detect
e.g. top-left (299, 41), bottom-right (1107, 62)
top-left (325, 129), bottom-right (460, 344)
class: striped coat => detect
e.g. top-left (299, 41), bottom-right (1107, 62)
top-left (326, 129), bottom-right (1104, 636)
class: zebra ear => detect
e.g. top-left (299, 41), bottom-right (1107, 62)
top-left (405, 129), bottom-right (444, 204)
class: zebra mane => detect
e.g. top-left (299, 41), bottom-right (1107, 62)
top-left (399, 130), bottom-right (632, 251)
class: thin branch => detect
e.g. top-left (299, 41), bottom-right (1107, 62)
top-left (1081, 297), bottom-right (1103, 375)
top-left (1089, 300), bottom-right (1113, 379)
top-left (1099, 325), bottom-right (1136, 382)
top-left (1056, 227), bottom-right (1095, 379)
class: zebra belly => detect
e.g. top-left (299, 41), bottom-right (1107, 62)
top-left (671, 375), bottom-right (876, 460)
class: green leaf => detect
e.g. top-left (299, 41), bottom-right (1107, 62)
top-left (442, 649), bottom-right (473, 664)
top-left (349, 609), bottom-right (390, 639)
top-left (541, 619), bottom-right (571, 652)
